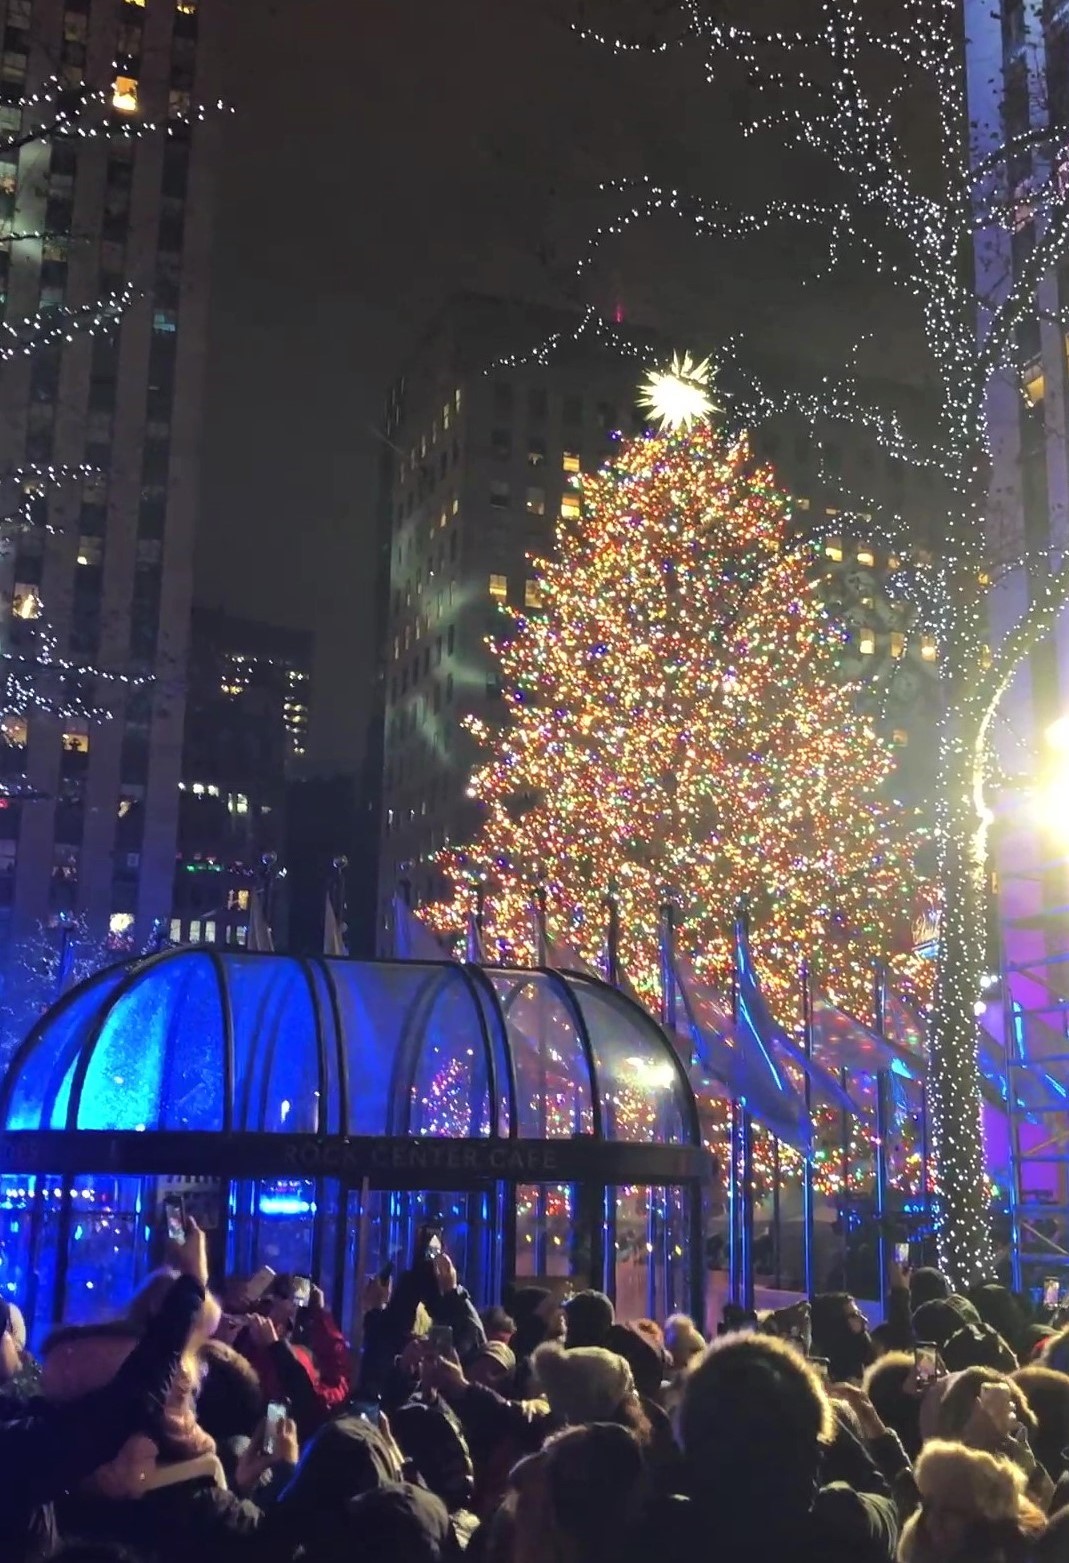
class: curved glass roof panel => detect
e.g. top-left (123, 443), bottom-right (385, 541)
top-left (79, 952), bottom-right (224, 1131)
top-left (224, 955), bottom-right (321, 1133)
top-left (4, 964), bottom-right (129, 1130)
top-left (483, 971), bottom-right (595, 1138)
top-left (560, 974), bottom-right (691, 1145)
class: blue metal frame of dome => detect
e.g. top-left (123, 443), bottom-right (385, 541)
top-left (0, 949), bottom-right (710, 1331)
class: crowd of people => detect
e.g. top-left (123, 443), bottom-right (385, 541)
top-left (4, 1218), bottom-right (1069, 1562)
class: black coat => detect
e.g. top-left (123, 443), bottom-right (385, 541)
top-left (0, 1274), bottom-right (205, 1563)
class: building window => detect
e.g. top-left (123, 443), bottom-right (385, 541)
top-left (824, 537), bottom-right (843, 562)
top-left (528, 387), bottom-right (547, 421)
top-left (447, 625), bottom-right (455, 654)
top-left (856, 546), bottom-right (875, 567)
top-left (76, 538), bottom-right (103, 566)
top-left (491, 428), bottom-right (511, 459)
top-left (920, 635), bottom-right (938, 662)
top-left (489, 574), bottom-right (508, 601)
top-left (62, 721), bottom-right (90, 754)
top-left (490, 481), bottom-right (510, 510)
top-left (112, 75), bottom-right (139, 113)
top-left (527, 438), bottom-right (546, 466)
top-left (562, 451), bottom-right (581, 474)
top-left (859, 628), bottom-right (876, 655)
top-left (12, 584), bottom-right (41, 619)
top-left (560, 494), bottom-right (581, 521)
top-left (890, 631), bottom-right (905, 658)
top-left (493, 382), bottom-right (513, 417)
top-left (525, 579), bottom-right (543, 609)
top-left (563, 395), bottom-right (582, 426)
top-left (169, 918), bottom-right (182, 942)
top-left (525, 486), bottom-right (545, 516)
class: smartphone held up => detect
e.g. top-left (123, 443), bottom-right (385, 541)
top-left (163, 1196), bottom-right (185, 1246)
top-left (262, 1400), bottom-right (288, 1456)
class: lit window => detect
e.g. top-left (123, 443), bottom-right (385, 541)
top-left (169, 918), bottom-right (182, 942)
top-left (824, 537), bottom-right (843, 562)
top-left (489, 574), bottom-right (508, 601)
top-left (528, 439), bottom-right (546, 467)
top-left (825, 506), bottom-right (839, 518)
top-left (77, 537), bottom-right (103, 566)
top-left (525, 579), bottom-right (543, 609)
top-left (892, 729), bottom-right (909, 747)
top-left (443, 401), bottom-right (451, 430)
top-left (859, 628), bottom-right (876, 655)
top-left (176, 1), bottom-right (197, 13)
top-left (110, 912), bottom-right (135, 938)
top-left (562, 451), bottom-right (581, 474)
top-left (203, 919), bottom-right (216, 943)
top-left (62, 724), bottom-right (89, 754)
top-left (525, 486), bottom-right (545, 515)
top-left (978, 569), bottom-right (991, 586)
top-left (454, 387), bottom-right (462, 411)
top-left (189, 919), bottom-right (202, 943)
top-left (12, 584), bottom-right (41, 619)
top-left (1024, 364), bottom-right (1045, 405)
top-left (236, 889), bottom-right (250, 911)
top-left (2, 715), bottom-right (26, 745)
top-left (112, 76), bottom-right (139, 113)
top-left (152, 309), bottom-right (177, 334)
top-left (890, 631), bottom-right (905, 658)
top-left (856, 547), bottom-right (875, 566)
top-left (920, 635), bottom-right (938, 661)
top-left (794, 496), bottom-right (811, 511)
top-left (560, 494), bottom-right (581, 521)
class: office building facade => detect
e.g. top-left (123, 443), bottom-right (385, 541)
top-left (0, 0), bottom-right (220, 949)
top-left (171, 607), bottom-right (311, 948)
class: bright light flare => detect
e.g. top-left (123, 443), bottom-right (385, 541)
top-left (638, 351), bottom-right (718, 433)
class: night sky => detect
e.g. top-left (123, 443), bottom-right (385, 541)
top-left (196, 0), bottom-right (923, 774)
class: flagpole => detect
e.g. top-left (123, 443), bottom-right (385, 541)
top-left (872, 963), bottom-right (890, 1311)
top-left (605, 881), bottom-right (620, 988)
top-left (800, 959), bottom-right (815, 1300)
top-left (732, 904), bottom-right (755, 1312)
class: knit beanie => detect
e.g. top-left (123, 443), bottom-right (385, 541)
top-left (531, 1342), bottom-right (634, 1425)
top-left (912, 1296), bottom-right (979, 1351)
top-left (909, 1267), bottom-right (952, 1309)
top-left (507, 1286), bottom-right (552, 1329)
top-left (564, 1291), bottom-right (615, 1350)
top-left (474, 1340), bottom-right (516, 1374)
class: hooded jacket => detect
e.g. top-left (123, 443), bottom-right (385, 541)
top-left (0, 1274), bottom-right (204, 1563)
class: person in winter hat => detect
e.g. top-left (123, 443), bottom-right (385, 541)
top-left (562, 1290), bottom-right (614, 1351)
top-left (898, 1440), bottom-right (1047, 1563)
top-left (530, 1341), bottom-right (635, 1426)
top-left (506, 1286), bottom-right (565, 1397)
top-left (467, 1339), bottom-right (516, 1395)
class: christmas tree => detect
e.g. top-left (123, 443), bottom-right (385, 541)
top-left (429, 358), bottom-right (924, 1051)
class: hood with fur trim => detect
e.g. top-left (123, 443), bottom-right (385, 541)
top-left (42, 1324), bottom-right (214, 1462)
top-left (899, 1440), bottom-right (1046, 1563)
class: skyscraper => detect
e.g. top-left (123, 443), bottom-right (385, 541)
top-left (0, 0), bottom-right (220, 948)
top-left (376, 295), bottom-right (654, 946)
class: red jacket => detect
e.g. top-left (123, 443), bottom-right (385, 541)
top-left (239, 1309), bottom-right (350, 1436)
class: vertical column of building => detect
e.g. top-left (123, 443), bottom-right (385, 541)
top-left (0, 0), bottom-right (218, 950)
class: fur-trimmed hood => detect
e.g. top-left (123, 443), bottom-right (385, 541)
top-left (899, 1440), bottom-right (1045, 1563)
top-left (42, 1324), bottom-right (214, 1463)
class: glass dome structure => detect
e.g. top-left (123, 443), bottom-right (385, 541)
top-left (0, 950), bottom-right (708, 1344)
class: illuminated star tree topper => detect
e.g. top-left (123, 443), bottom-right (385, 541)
top-left (638, 350), bottom-right (719, 433)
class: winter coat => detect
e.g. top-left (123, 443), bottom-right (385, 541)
top-left (0, 1273), bottom-right (205, 1563)
top-left (238, 1306), bottom-right (350, 1439)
